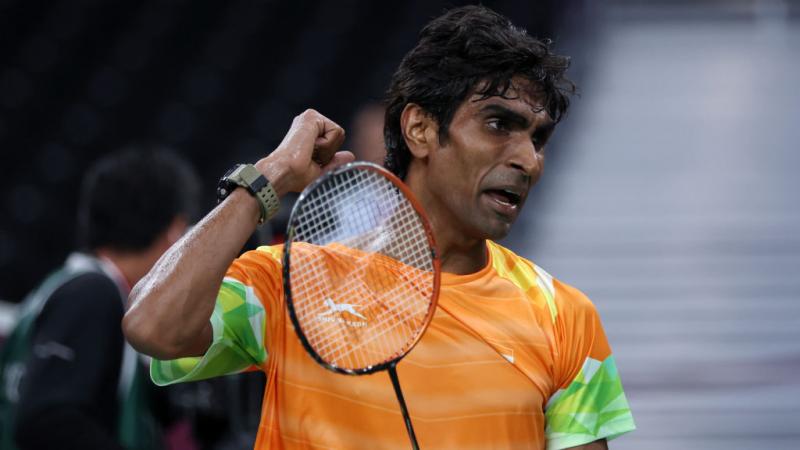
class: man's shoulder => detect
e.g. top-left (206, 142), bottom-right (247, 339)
top-left (244, 242), bottom-right (368, 268)
top-left (486, 240), bottom-right (553, 290)
top-left (487, 241), bottom-right (597, 315)
top-left (227, 245), bottom-right (285, 278)
top-left (253, 244), bottom-right (284, 262)
top-left (487, 240), bottom-right (555, 272)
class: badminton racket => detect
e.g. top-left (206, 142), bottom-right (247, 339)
top-left (283, 161), bottom-right (440, 449)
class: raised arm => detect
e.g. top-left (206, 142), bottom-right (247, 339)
top-left (122, 110), bottom-right (352, 359)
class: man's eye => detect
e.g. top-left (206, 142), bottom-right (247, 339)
top-left (532, 135), bottom-right (547, 152)
top-left (532, 130), bottom-right (552, 152)
top-left (487, 118), bottom-right (507, 131)
top-left (532, 137), bottom-right (543, 152)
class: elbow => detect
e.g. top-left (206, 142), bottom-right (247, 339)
top-left (123, 277), bottom-right (212, 360)
top-left (123, 283), bottom-right (153, 354)
top-left (122, 306), bottom-right (160, 358)
top-left (122, 311), bottom-right (187, 360)
top-left (123, 287), bottom-right (183, 360)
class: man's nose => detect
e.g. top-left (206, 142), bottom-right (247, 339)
top-left (508, 138), bottom-right (539, 176)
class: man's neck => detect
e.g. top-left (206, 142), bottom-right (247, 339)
top-left (437, 237), bottom-right (488, 275)
top-left (406, 171), bottom-right (488, 275)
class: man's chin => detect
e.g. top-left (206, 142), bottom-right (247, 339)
top-left (481, 218), bottom-right (514, 241)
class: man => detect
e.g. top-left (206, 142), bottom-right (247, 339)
top-left (124, 6), bottom-right (636, 449)
top-left (0, 148), bottom-right (199, 449)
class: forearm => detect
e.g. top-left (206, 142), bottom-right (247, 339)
top-left (123, 109), bottom-right (350, 360)
top-left (123, 187), bottom-right (261, 359)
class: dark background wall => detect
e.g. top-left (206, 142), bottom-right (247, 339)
top-left (0, 0), bottom-right (577, 302)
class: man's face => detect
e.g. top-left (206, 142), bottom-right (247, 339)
top-left (421, 79), bottom-right (555, 241)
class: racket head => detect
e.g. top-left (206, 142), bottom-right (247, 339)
top-left (283, 162), bottom-right (440, 376)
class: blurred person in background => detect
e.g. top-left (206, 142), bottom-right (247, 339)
top-left (0, 147), bottom-right (200, 450)
top-left (349, 102), bottom-right (387, 165)
top-left (124, 6), bottom-right (635, 449)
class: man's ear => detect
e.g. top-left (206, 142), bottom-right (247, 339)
top-left (400, 103), bottom-right (438, 158)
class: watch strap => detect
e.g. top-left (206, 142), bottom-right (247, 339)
top-left (219, 164), bottom-right (280, 225)
top-left (251, 171), bottom-right (280, 225)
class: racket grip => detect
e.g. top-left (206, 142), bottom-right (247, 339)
top-left (388, 363), bottom-right (420, 450)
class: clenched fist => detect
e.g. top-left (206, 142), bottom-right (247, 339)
top-left (255, 109), bottom-right (355, 197)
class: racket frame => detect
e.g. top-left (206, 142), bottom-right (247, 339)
top-left (283, 161), bottom-right (441, 376)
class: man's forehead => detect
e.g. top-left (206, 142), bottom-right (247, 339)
top-left (467, 79), bottom-right (549, 119)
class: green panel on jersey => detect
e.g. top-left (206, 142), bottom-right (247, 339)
top-left (545, 356), bottom-right (635, 449)
top-left (151, 278), bottom-right (267, 385)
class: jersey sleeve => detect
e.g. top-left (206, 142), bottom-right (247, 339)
top-left (151, 245), bottom-right (283, 386)
top-left (544, 279), bottom-right (636, 450)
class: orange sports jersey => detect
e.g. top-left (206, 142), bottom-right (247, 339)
top-left (152, 241), bottom-right (635, 449)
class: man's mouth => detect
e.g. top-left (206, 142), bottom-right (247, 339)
top-left (484, 188), bottom-right (522, 210)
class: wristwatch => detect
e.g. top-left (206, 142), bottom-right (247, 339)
top-left (217, 163), bottom-right (280, 225)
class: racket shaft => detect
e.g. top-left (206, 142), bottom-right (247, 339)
top-left (389, 364), bottom-right (419, 450)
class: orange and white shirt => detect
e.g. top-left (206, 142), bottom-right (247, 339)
top-left (152, 241), bottom-right (635, 449)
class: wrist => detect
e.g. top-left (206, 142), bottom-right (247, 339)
top-left (228, 188), bottom-right (262, 225)
top-left (254, 157), bottom-right (291, 197)
top-left (217, 163), bottom-right (279, 225)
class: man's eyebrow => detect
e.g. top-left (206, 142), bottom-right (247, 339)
top-left (478, 104), bottom-right (531, 128)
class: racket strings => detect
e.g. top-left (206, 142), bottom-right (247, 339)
top-left (298, 219), bottom-right (429, 363)
top-left (312, 273), bottom-right (429, 363)
top-left (290, 168), bottom-right (435, 370)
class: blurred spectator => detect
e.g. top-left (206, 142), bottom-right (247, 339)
top-left (0, 147), bottom-right (200, 450)
top-left (349, 102), bottom-right (387, 165)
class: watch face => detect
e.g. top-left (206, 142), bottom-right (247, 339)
top-left (217, 180), bottom-right (234, 202)
top-left (217, 164), bottom-right (244, 202)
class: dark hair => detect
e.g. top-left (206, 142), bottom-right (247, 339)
top-left (384, 5), bottom-right (576, 179)
top-left (77, 146), bottom-right (200, 252)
